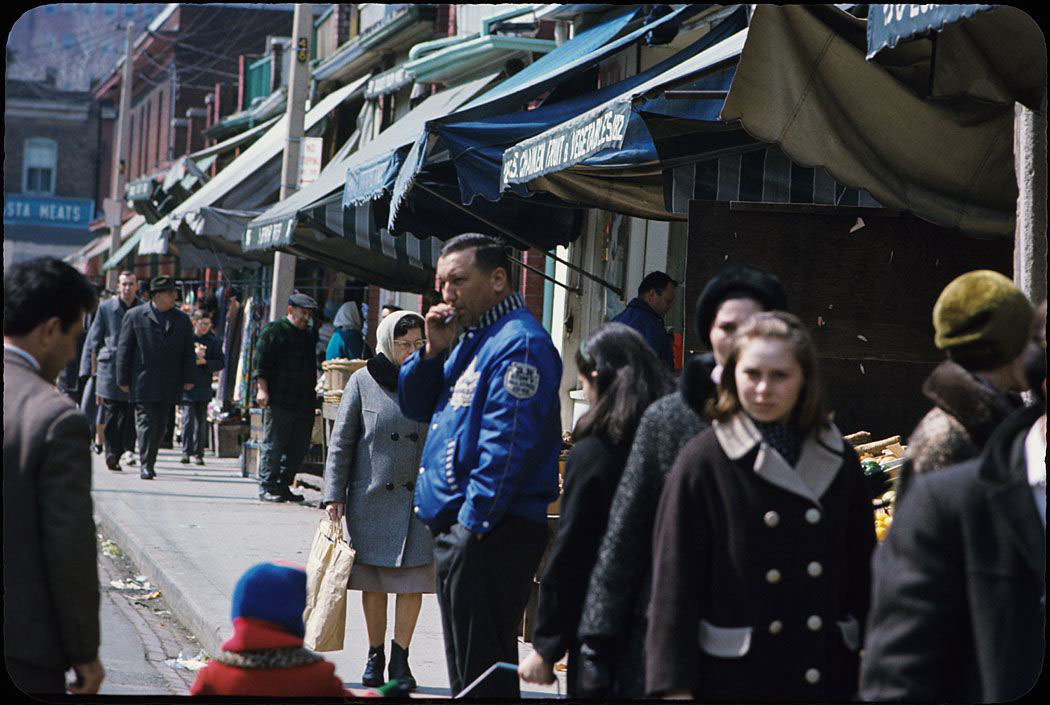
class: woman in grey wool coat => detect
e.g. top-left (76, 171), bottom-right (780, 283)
top-left (321, 311), bottom-right (431, 691)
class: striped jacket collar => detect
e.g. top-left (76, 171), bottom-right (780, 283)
top-left (473, 292), bottom-right (526, 331)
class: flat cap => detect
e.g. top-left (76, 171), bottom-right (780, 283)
top-left (288, 292), bottom-right (318, 310)
top-left (149, 276), bottom-right (176, 293)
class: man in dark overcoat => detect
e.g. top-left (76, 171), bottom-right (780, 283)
top-left (861, 303), bottom-right (1047, 702)
top-left (85, 270), bottom-right (141, 470)
top-left (3, 258), bottom-right (104, 695)
top-left (116, 276), bottom-right (196, 479)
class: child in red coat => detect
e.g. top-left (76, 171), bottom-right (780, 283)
top-left (191, 562), bottom-right (348, 697)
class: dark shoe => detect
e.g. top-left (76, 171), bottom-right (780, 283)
top-left (361, 645), bottom-right (385, 687)
top-left (388, 640), bottom-right (416, 692)
top-left (282, 489), bottom-right (305, 503)
top-left (92, 442), bottom-right (103, 455)
top-left (180, 454), bottom-right (191, 464)
top-left (140, 468), bottom-right (155, 480)
top-left (106, 455), bottom-right (122, 471)
top-left (259, 491), bottom-right (287, 503)
top-left (194, 456), bottom-right (205, 466)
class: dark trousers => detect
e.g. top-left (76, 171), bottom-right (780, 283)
top-left (135, 402), bottom-right (170, 470)
top-left (100, 398), bottom-right (135, 460)
top-left (161, 404), bottom-right (176, 448)
top-left (258, 405), bottom-right (314, 494)
top-left (180, 401), bottom-right (209, 457)
top-left (7, 657), bottom-right (66, 694)
top-left (433, 515), bottom-right (548, 698)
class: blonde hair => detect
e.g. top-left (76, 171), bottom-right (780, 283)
top-left (706, 311), bottom-right (832, 434)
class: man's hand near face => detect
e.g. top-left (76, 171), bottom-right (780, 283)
top-left (424, 303), bottom-right (458, 359)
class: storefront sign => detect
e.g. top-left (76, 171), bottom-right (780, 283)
top-left (244, 216), bottom-right (296, 252)
top-left (3, 194), bottom-right (95, 229)
top-left (299, 137), bottom-right (323, 188)
top-left (867, 4), bottom-right (993, 57)
top-left (501, 101), bottom-right (632, 188)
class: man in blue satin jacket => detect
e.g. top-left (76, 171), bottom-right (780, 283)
top-left (399, 233), bottom-right (560, 698)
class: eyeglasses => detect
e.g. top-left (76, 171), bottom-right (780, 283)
top-left (393, 339), bottom-right (426, 350)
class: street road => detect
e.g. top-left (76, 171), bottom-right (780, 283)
top-left (95, 531), bottom-right (201, 695)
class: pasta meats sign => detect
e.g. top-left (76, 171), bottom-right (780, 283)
top-left (501, 101), bottom-right (632, 188)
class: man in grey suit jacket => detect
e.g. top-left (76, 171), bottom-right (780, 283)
top-left (3, 258), bottom-right (104, 695)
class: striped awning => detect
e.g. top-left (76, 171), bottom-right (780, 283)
top-left (244, 192), bottom-right (438, 293)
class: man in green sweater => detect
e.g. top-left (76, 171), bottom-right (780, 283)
top-left (254, 293), bottom-right (320, 503)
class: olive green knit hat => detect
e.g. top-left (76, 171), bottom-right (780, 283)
top-left (933, 270), bottom-right (1034, 371)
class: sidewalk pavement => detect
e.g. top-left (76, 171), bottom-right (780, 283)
top-left (90, 447), bottom-right (566, 698)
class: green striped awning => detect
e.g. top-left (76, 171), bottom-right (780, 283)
top-left (101, 221), bottom-right (150, 271)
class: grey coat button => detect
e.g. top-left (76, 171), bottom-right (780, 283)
top-left (807, 561), bottom-right (823, 578)
top-left (391, 433), bottom-right (400, 441)
top-left (385, 482), bottom-right (395, 491)
top-left (768, 620), bottom-right (783, 635)
top-left (408, 433), bottom-right (419, 442)
top-left (805, 668), bottom-right (821, 684)
top-left (806, 615), bottom-right (822, 631)
top-left (764, 511), bottom-right (780, 527)
top-left (765, 569), bottom-right (782, 584)
top-left (805, 508), bottom-right (821, 524)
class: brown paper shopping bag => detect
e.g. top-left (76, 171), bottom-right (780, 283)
top-left (303, 517), bottom-right (355, 651)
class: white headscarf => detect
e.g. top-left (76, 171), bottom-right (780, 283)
top-left (333, 301), bottom-right (362, 331)
top-left (375, 310), bottom-right (425, 362)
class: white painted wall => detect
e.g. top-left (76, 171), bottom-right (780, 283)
top-left (455, 4), bottom-right (533, 36)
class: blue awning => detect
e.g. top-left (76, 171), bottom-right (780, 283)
top-left (386, 7), bottom-right (750, 237)
top-left (387, 5), bottom-right (716, 242)
top-left (867, 4), bottom-right (993, 56)
top-left (339, 73), bottom-right (498, 210)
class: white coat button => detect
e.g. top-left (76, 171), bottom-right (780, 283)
top-left (414, 506), bottom-right (420, 513)
top-left (805, 508), bottom-right (821, 524)
top-left (807, 561), bottom-right (823, 578)
top-left (482, 521), bottom-right (490, 528)
top-left (768, 620), bottom-right (783, 635)
top-left (806, 615), bottom-right (822, 631)
top-left (805, 668), bottom-right (821, 684)
top-left (432, 423), bottom-right (438, 430)
top-left (419, 467), bottom-right (425, 475)
top-left (763, 511), bottom-right (780, 527)
top-left (765, 569), bottom-right (781, 584)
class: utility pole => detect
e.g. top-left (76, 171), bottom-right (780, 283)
top-left (105, 20), bottom-right (135, 291)
top-left (269, 3), bottom-right (313, 321)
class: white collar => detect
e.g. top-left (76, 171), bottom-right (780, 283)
top-left (4, 342), bottom-right (42, 372)
top-left (1025, 416), bottom-right (1046, 489)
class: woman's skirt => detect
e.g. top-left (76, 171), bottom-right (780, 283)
top-left (348, 562), bottom-right (435, 594)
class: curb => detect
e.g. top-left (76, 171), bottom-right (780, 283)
top-left (93, 496), bottom-right (230, 661)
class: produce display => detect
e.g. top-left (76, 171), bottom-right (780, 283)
top-left (846, 432), bottom-right (907, 541)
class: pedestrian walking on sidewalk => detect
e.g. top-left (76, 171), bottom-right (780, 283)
top-left (899, 270), bottom-right (1035, 500)
top-left (190, 562), bottom-right (347, 697)
top-left (116, 276), bottom-right (196, 480)
top-left (519, 323), bottom-right (673, 696)
top-left (86, 271), bottom-right (141, 470)
top-left (399, 234), bottom-right (561, 699)
top-left (575, 264), bottom-right (788, 698)
top-left (180, 311), bottom-right (225, 465)
top-left (322, 310), bottom-right (432, 691)
top-left (610, 271), bottom-right (677, 368)
top-left (253, 293), bottom-right (320, 503)
top-left (861, 302), bottom-right (1047, 702)
top-left (4, 258), bottom-right (104, 695)
top-left (646, 312), bottom-right (875, 701)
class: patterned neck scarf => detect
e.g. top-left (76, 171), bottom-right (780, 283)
top-left (215, 647), bottom-right (322, 669)
top-left (752, 416), bottom-right (803, 467)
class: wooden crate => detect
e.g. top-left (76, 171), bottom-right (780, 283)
top-left (249, 408), bottom-right (263, 442)
top-left (241, 440), bottom-right (260, 478)
top-left (214, 421), bottom-right (247, 458)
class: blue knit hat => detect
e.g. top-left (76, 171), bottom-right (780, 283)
top-left (230, 562), bottom-right (307, 637)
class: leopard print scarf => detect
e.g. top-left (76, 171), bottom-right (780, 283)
top-left (215, 647), bottom-right (323, 669)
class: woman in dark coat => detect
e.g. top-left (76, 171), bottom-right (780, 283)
top-left (321, 311), bottom-right (431, 691)
top-left (518, 323), bottom-right (673, 695)
top-left (576, 264), bottom-right (787, 698)
top-left (646, 312), bottom-right (875, 701)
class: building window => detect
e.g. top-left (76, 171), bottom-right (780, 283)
top-left (23, 138), bottom-right (58, 195)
